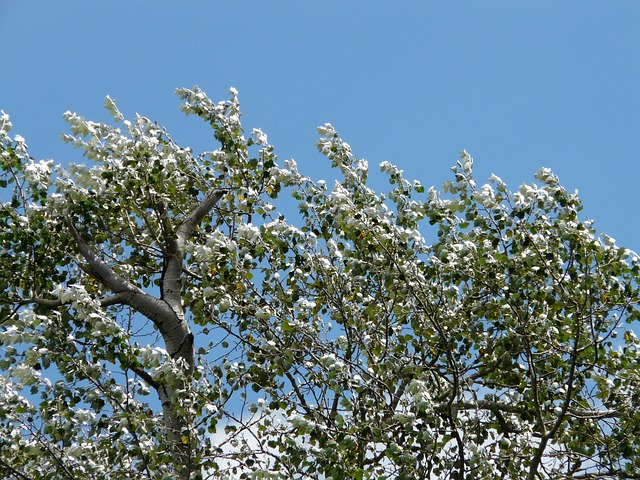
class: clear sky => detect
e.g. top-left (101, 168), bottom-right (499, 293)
top-left (1, 1), bottom-right (639, 248)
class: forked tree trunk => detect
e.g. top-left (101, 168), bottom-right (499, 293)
top-left (66, 190), bottom-right (225, 479)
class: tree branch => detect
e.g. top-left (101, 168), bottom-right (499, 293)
top-left (131, 365), bottom-right (160, 390)
top-left (161, 189), bottom-right (226, 312)
top-left (527, 302), bottom-right (584, 480)
top-left (29, 292), bottom-right (131, 309)
top-left (65, 216), bottom-right (134, 293)
top-left (65, 216), bottom-right (182, 340)
top-left (0, 458), bottom-right (31, 480)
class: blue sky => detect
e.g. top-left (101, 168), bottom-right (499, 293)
top-left (1, 1), bottom-right (639, 248)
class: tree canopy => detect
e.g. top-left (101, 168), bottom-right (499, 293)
top-left (1, 88), bottom-right (639, 480)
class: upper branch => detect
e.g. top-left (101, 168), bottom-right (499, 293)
top-left (161, 189), bottom-right (226, 311)
top-left (66, 217), bottom-right (134, 293)
top-left (65, 216), bottom-right (180, 337)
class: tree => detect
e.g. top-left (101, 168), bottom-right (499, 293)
top-left (1, 87), bottom-right (639, 480)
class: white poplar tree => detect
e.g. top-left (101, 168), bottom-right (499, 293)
top-left (1, 88), bottom-right (639, 479)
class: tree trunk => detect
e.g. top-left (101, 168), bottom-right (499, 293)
top-left (157, 318), bottom-right (195, 479)
top-left (66, 189), bottom-right (225, 479)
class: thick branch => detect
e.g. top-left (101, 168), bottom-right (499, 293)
top-left (65, 217), bottom-right (181, 341)
top-left (30, 297), bottom-right (63, 308)
top-left (131, 365), bottom-right (160, 390)
top-left (566, 408), bottom-right (619, 420)
top-left (178, 189), bottom-right (227, 244)
top-left (30, 292), bottom-right (132, 309)
top-left (66, 217), bottom-right (133, 293)
top-left (161, 189), bottom-right (226, 311)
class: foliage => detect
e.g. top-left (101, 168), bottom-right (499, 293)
top-left (1, 89), bottom-right (639, 479)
